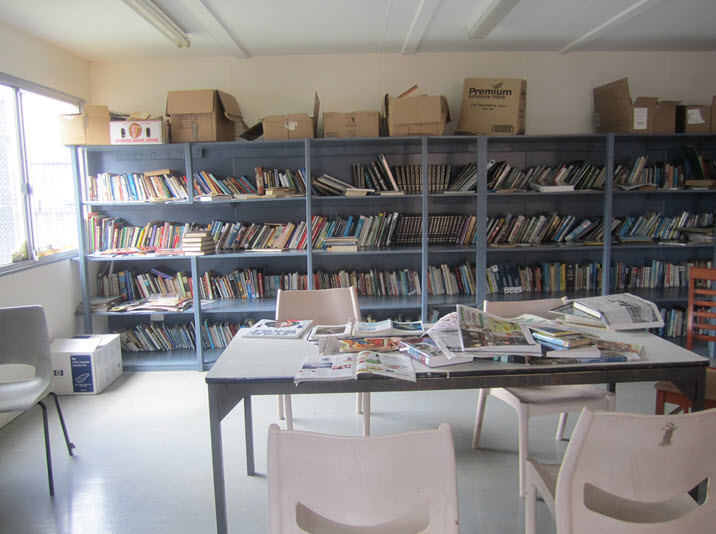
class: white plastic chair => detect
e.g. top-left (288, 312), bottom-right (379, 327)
top-left (267, 422), bottom-right (459, 534)
top-left (0, 305), bottom-right (76, 495)
top-left (525, 407), bottom-right (716, 534)
top-left (473, 298), bottom-right (615, 497)
top-left (275, 287), bottom-right (370, 434)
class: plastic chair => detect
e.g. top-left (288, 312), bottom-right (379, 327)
top-left (267, 422), bottom-right (458, 534)
top-left (0, 305), bottom-right (76, 495)
top-left (473, 298), bottom-right (615, 497)
top-left (525, 407), bottom-right (716, 534)
top-left (654, 266), bottom-right (716, 414)
top-left (274, 287), bottom-right (369, 434)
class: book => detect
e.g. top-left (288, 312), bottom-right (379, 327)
top-left (529, 183), bottom-right (575, 192)
top-left (456, 304), bottom-right (541, 355)
top-left (294, 350), bottom-right (416, 383)
top-left (398, 335), bottom-right (473, 368)
top-left (242, 318), bottom-right (313, 338)
top-left (350, 319), bottom-right (424, 337)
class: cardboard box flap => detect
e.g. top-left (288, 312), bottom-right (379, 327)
top-left (166, 90), bottom-right (216, 115)
top-left (390, 95), bottom-right (449, 125)
top-left (633, 97), bottom-right (659, 107)
top-left (312, 92), bottom-right (320, 135)
top-left (216, 90), bottom-right (243, 121)
top-left (593, 78), bottom-right (632, 121)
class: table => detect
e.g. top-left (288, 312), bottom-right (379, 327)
top-left (205, 329), bottom-right (708, 534)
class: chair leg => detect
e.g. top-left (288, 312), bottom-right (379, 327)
top-left (49, 393), bottom-right (75, 456)
top-left (362, 392), bottom-right (371, 436)
top-left (518, 405), bottom-right (529, 498)
top-left (356, 392), bottom-right (363, 414)
top-left (278, 395), bottom-right (285, 420)
top-left (472, 389), bottom-right (489, 448)
top-left (655, 390), bottom-right (666, 414)
top-left (555, 412), bottom-right (568, 441)
top-left (525, 482), bottom-right (537, 534)
top-left (38, 401), bottom-right (54, 496)
top-left (284, 394), bottom-right (293, 430)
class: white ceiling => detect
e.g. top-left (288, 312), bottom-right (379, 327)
top-left (1, 0), bottom-right (715, 62)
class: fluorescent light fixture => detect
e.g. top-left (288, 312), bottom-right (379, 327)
top-left (467, 0), bottom-right (519, 39)
top-left (122, 0), bottom-right (191, 48)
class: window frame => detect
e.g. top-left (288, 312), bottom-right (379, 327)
top-left (0, 71), bottom-right (83, 276)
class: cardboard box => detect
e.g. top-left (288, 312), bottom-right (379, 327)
top-left (676, 104), bottom-right (711, 133)
top-left (110, 117), bottom-right (169, 144)
top-left (654, 100), bottom-right (680, 133)
top-left (383, 94), bottom-right (451, 137)
top-left (263, 93), bottom-right (320, 140)
top-left (593, 78), bottom-right (660, 133)
top-left (323, 111), bottom-right (380, 138)
top-left (166, 89), bottom-right (244, 143)
top-left (51, 334), bottom-right (122, 395)
top-left (456, 78), bottom-right (526, 135)
top-left (59, 104), bottom-right (111, 145)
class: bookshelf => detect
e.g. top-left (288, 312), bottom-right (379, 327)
top-left (72, 134), bottom-right (716, 371)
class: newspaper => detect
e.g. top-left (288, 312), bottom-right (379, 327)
top-left (571, 293), bottom-right (664, 330)
top-left (456, 305), bottom-right (541, 355)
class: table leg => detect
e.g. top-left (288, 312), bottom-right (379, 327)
top-left (208, 386), bottom-right (228, 534)
top-left (244, 395), bottom-right (255, 476)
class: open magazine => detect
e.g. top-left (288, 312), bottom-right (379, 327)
top-left (551, 293), bottom-right (664, 330)
top-left (456, 304), bottom-right (541, 355)
top-left (307, 319), bottom-right (424, 341)
top-left (294, 350), bottom-right (416, 383)
top-left (242, 318), bottom-right (313, 338)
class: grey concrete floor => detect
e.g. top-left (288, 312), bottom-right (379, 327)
top-left (0, 372), bottom-right (661, 534)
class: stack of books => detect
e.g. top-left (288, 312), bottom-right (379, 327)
top-left (182, 230), bottom-right (215, 255)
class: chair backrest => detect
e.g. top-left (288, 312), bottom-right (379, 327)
top-left (483, 297), bottom-right (566, 319)
top-left (0, 305), bottom-right (52, 411)
top-left (267, 422), bottom-right (458, 534)
top-left (686, 266), bottom-right (716, 351)
top-left (554, 407), bottom-right (716, 534)
top-left (275, 287), bottom-right (361, 324)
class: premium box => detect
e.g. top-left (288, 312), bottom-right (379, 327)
top-left (592, 78), bottom-right (670, 133)
top-left (323, 111), bottom-right (380, 138)
top-left (109, 116), bottom-right (169, 144)
top-left (50, 334), bottom-right (122, 395)
top-left (59, 104), bottom-right (111, 145)
top-left (263, 93), bottom-right (320, 140)
top-left (676, 104), bottom-right (712, 133)
top-left (382, 93), bottom-right (450, 137)
top-left (166, 89), bottom-right (244, 143)
top-left (456, 78), bottom-right (526, 135)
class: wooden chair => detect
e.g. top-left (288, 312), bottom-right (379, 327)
top-left (275, 287), bottom-right (369, 433)
top-left (654, 266), bottom-right (716, 414)
top-left (525, 407), bottom-right (716, 534)
top-left (267, 422), bottom-right (458, 534)
top-left (474, 298), bottom-right (615, 497)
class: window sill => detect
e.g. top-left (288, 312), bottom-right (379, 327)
top-left (0, 250), bottom-right (79, 277)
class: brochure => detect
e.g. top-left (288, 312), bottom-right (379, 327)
top-left (350, 319), bottom-right (424, 337)
top-left (242, 318), bottom-right (313, 338)
top-left (294, 350), bottom-right (416, 383)
top-left (398, 335), bottom-right (473, 368)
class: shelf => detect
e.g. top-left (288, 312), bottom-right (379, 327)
top-left (313, 247), bottom-right (422, 256)
top-left (87, 254), bottom-right (191, 262)
top-left (199, 298), bottom-right (277, 314)
top-left (121, 349), bottom-right (199, 372)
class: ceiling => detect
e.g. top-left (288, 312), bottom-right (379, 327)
top-left (1, 0), bottom-right (715, 62)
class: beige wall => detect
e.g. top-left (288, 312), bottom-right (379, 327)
top-left (90, 51), bottom-right (716, 135)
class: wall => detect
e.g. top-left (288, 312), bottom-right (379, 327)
top-left (90, 51), bottom-right (716, 135)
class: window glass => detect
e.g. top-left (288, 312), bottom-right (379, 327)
top-left (0, 84), bottom-right (25, 264)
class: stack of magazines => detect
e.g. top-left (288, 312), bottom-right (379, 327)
top-left (456, 304), bottom-right (542, 357)
top-left (549, 293), bottom-right (664, 330)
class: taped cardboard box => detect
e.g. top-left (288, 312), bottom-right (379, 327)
top-left (593, 78), bottom-right (664, 133)
top-left (382, 93), bottom-right (451, 137)
top-left (676, 104), bottom-right (712, 133)
top-left (323, 111), bottom-right (380, 138)
top-left (50, 334), bottom-right (122, 395)
top-left (654, 100), bottom-right (680, 133)
top-left (166, 89), bottom-right (245, 143)
top-left (456, 78), bottom-right (526, 135)
top-left (110, 113), bottom-right (169, 144)
top-left (59, 104), bottom-right (111, 145)
top-left (263, 93), bottom-right (320, 140)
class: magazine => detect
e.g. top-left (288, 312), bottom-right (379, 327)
top-left (350, 319), bottom-right (424, 337)
top-left (242, 318), bottom-right (313, 338)
top-left (398, 335), bottom-right (473, 368)
top-left (294, 350), bottom-right (416, 383)
top-left (456, 305), bottom-right (541, 355)
top-left (307, 322), bottom-right (353, 341)
top-left (568, 293), bottom-right (664, 330)
top-left (338, 337), bottom-right (401, 353)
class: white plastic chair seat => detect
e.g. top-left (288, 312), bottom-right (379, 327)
top-left (500, 385), bottom-right (614, 407)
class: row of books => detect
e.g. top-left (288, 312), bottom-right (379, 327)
top-left (87, 170), bottom-right (189, 202)
top-left (118, 320), bottom-right (241, 353)
top-left (488, 160), bottom-right (606, 192)
top-left (613, 211), bottom-right (713, 242)
top-left (86, 214), bottom-right (193, 254)
top-left (427, 262), bottom-right (477, 296)
top-left (615, 146), bottom-right (715, 190)
top-left (653, 307), bottom-right (688, 338)
top-left (348, 155), bottom-right (400, 194)
top-left (255, 167), bottom-right (307, 195)
top-left (314, 268), bottom-right (422, 297)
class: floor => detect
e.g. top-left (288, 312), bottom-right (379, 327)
top-left (0, 373), bottom-right (664, 534)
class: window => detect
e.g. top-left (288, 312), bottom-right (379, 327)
top-left (0, 75), bottom-right (80, 268)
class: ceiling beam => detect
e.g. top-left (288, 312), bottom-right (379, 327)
top-left (559, 0), bottom-right (667, 54)
top-left (402, 0), bottom-right (442, 55)
top-left (467, 0), bottom-right (519, 39)
top-left (180, 0), bottom-right (249, 58)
